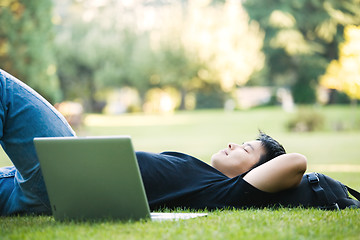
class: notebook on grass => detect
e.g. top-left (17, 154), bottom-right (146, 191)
top-left (34, 136), bottom-right (207, 221)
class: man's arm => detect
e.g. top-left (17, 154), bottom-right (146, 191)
top-left (243, 153), bottom-right (307, 193)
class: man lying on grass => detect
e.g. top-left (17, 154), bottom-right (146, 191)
top-left (0, 69), bottom-right (306, 215)
top-left (137, 134), bottom-right (306, 210)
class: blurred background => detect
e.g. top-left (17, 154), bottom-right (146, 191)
top-left (1, 0), bottom-right (359, 114)
top-left (0, 0), bottom-right (360, 186)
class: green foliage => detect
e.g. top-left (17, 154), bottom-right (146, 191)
top-left (195, 83), bottom-right (228, 109)
top-left (243, 0), bottom-right (360, 104)
top-left (153, 39), bottom-right (205, 109)
top-left (54, 4), bottom-right (192, 111)
top-left (53, 1), bottom-right (264, 111)
top-left (0, 0), bottom-right (61, 102)
top-left (328, 89), bottom-right (351, 104)
top-left (55, 16), bottom-right (132, 111)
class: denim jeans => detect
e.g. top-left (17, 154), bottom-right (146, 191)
top-left (0, 69), bottom-right (75, 215)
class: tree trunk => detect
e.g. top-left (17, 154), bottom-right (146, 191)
top-left (179, 87), bottom-right (187, 110)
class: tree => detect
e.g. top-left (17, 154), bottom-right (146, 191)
top-left (153, 0), bottom-right (265, 108)
top-left (53, 0), bottom-right (265, 111)
top-left (54, 0), bottom-right (159, 111)
top-left (243, 0), bottom-right (360, 103)
top-left (0, 0), bottom-right (61, 102)
top-left (320, 25), bottom-right (360, 101)
top-left (183, 0), bottom-right (265, 91)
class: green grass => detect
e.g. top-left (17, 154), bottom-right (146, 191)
top-left (1, 105), bottom-right (360, 239)
top-left (1, 209), bottom-right (359, 240)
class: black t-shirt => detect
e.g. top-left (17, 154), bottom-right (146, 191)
top-left (136, 151), bottom-right (268, 210)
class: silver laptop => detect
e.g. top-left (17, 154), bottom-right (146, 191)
top-left (34, 136), bottom-right (207, 221)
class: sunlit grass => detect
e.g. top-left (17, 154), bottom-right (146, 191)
top-left (1, 105), bottom-right (360, 168)
top-left (79, 106), bottom-right (360, 163)
top-left (84, 113), bottom-right (193, 127)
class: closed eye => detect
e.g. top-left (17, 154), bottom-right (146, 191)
top-left (244, 143), bottom-right (254, 152)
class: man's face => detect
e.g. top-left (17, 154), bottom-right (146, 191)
top-left (211, 140), bottom-right (265, 178)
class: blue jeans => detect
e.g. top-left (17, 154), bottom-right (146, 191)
top-left (0, 69), bottom-right (75, 215)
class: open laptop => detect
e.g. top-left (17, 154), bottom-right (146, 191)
top-left (34, 136), bottom-right (207, 221)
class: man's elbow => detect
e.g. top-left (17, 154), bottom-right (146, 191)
top-left (292, 153), bottom-right (307, 187)
top-left (295, 153), bottom-right (307, 173)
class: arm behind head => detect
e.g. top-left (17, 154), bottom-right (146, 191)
top-left (243, 152), bottom-right (307, 193)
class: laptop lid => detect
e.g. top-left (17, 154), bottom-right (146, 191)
top-left (34, 136), bottom-right (151, 221)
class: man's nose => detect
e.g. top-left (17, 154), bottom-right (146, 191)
top-left (228, 143), bottom-right (241, 150)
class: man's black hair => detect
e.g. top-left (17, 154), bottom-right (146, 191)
top-left (251, 131), bottom-right (286, 170)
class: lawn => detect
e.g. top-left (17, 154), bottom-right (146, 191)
top-left (1, 105), bottom-right (360, 239)
top-left (1, 209), bottom-right (359, 240)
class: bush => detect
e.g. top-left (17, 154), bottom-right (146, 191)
top-left (286, 108), bottom-right (325, 132)
top-left (195, 84), bottom-right (228, 109)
